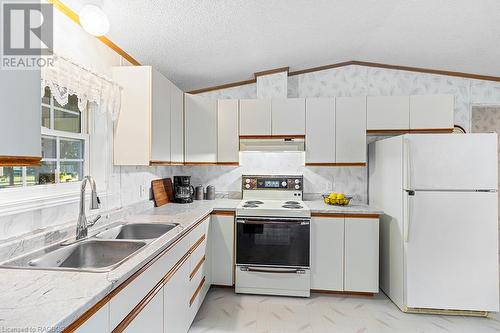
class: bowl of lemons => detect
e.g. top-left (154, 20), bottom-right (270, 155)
top-left (322, 192), bottom-right (352, 206)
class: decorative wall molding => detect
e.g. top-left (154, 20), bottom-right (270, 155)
top-left (188, 60), bottom-right (500, 94)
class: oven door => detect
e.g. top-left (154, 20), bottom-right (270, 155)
top-left (236, 217), bottom-right (310, 268)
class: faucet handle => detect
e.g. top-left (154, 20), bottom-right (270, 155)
top-left (88, 215), bottom-right (101, 227)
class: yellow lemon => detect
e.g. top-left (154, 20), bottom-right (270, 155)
top-left (337, 193), bottom-right (345, 200)
top-left (328, 192), bottom-right (337, 200)
top-left (324, 197), bottom-right (330, 204)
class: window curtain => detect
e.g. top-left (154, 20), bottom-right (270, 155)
top-left (40, 54), bottom-right (122, 121)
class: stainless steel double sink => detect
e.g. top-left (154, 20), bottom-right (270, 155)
top-left (0, 223), bottom-right (179, 272)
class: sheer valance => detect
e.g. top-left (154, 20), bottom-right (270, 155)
top-left (41, 54), bottom-right (122, 121)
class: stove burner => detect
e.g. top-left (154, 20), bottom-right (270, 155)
top-left (285, 201), bottom-right (300, 205)
top-left (243, 204), bottom-right (258, 208)
top-left (282, 204), bottom-right (303, 209)
top-left (245, 200), bottom-right (263, 205)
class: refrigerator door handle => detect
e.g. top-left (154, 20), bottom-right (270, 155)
top-left (404, 192), bottom-right (413, 242)
top-left (404, 138), bottom-right (412, 190)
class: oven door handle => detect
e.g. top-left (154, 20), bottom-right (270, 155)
top-left (240, 266), bottom-right (307, 274)
top-left (236, 219), bottom-right (310, 225)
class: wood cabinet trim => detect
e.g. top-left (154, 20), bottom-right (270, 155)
top-left (311, 213), bottom-right (345, 218)
top-left (184, 162), bottom-right (218, 166)
top-left (149, 161), bottom-right (172, 166)
top-left (189, 234), bottom-right (206, 254)
top-left (216, 162), bottom-right (239, 166)
top-left (0, 156), bottom-right (41, 166)
top-left (239, 135), bottom-right (305, 139)
top-left (189, 276), bottom-right (206, 307)
top-left (409, 128), bottom-right (453, 133)
top-left (311, 289), bottom-right (374, 297)
top-left (189, 255), bottom-right (206, 281)
top-left (211, 211), bottom-right (235, 216)
top-left (62, 214), bottom-right (210, 332)
top-left (345, 213), bottom-right (380, 219)
top-left (367, 128), bottom-right (453, 135)
top-left (311, 213), bottom-right (380, 219)
top-left (305, 163), bottom-right (366, 167)
top-left (366, 129), bottom-right (410, 135)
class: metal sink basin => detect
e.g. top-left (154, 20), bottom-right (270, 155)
top-left (18, 239), bottom-right (146, 272)
top-left (96, 223), bottom-right (178, 240)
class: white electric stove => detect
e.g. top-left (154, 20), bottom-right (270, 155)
top-left (235, 175), bottom-right (311, 297)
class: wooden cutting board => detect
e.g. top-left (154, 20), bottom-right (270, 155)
top-left (151, 178), bottom-right (169, 207)
top-left (163, 178), bottom-right (174, 202)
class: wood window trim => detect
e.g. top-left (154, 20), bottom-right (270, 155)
top-left (0, 156), bottom-right (41, 167)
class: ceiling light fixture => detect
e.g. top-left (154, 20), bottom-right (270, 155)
top-left (79, 4), bottom-right (110, 37)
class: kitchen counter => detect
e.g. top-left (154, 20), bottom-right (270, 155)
top-left (0, 198), bottom-right (379, 331)
top-left (305, 200), bottom-right (383, 215)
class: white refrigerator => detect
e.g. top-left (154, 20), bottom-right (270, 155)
top-left (369, 133), bottom-right (499, 315)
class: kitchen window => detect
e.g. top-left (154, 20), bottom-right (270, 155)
top-left (0, 87), bottom-right (89, 189)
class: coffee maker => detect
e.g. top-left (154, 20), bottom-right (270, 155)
top-left (174, 176), bottom-right (195, 203)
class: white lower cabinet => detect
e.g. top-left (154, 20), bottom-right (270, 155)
top-left (311, 215), bottom-right (379, 293)
top-left (123, 291), bottom-right (163, 333)
top-left (164, 257), bottom-right (191, 333)
top-left (344, 217), bottom-right (379, 293)
top-left (75, 304), bottom-right (109, 333)
top-left (311, 217), bottom-right (344, 291)
top-left (209, 213), bottom-right (235, 286)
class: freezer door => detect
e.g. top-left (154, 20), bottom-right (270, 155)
top-left (404, 133), bottom-right (497, 190)
top-left (404, 191), bottom-right (499, 311)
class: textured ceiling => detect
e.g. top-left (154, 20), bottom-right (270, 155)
top-left (67, 0), bottom-right (500, 91)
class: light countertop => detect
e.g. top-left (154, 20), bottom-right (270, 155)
top-left (0, 199), bottom-right (380, 331)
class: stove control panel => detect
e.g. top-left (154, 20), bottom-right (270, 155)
top-left (242, 175), bottom-right (303, 191)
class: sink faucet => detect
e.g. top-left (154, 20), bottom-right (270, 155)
top-left (76, 176), bottom-right (101, 240)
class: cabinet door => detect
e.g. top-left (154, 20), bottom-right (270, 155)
top-left (239, 99), bottom-right (272, 136)
top-left (311, 217), bottom-right (344, 291)
top-left (171, 84), bottom-right (184, 164)
top-left (344, 217), bottom-right (379, 293)
top-left (305, 98), bottom-right (335, 164)
top-left (113, 66), bottom-right (152, 165)
top-left (409, 95), bottom-right (454, 130)
top-left (0, 69), bottom-right (41, 164)
top-left (164, 257), bottom-right (190, 333)
top-left (185, 94), bottom-right (217, 163)
top-left (217, 100), bottom-right (239, 163)
top-left (210, 214), bottom-right (235, 286)
top-left (75, 304), bottom-right (109, 333)
top-left (367, 96), bottom-right (409, 130)
top-left (336, 97), bottom-right (367, 163)
top-left (123, 290), bottom-right (163, 333)
top-left (151, 70), bottom-right (171, 163)
top-left (271, 98), bottom-right (306, 135)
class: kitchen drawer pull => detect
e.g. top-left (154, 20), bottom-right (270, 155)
top-left (241, 266), bottom-right (306, 274)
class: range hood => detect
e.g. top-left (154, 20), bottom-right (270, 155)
top-left (239, 137), bottom-right (305, 152)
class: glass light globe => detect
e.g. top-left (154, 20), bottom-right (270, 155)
top-left (79, 4), bottom-right (110, 37)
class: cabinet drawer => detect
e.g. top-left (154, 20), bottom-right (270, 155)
top-left (188, 216), bottom-right (209, 248)
top-left (109, 233), bottom-right (191, 330)
top-left (74, 303), bottom-right (109, 333)
top-left (190, 236), bottom-right (207, 273)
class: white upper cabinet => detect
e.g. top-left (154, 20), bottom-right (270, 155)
top-left (409, 94), bottom-right (454, 130)
top-left (0, 69), bottom-right (41, 165)
top-left (367, 96), bottom-right (409, 131)
top-left (151, 70), bottom-right (171, 163)
top-left (185, 94), bottom-right (217, 163)
top-left (336, 96), bottom-right (367, 164)
top-left (239, 99), bottom-right (272, 136)
top-left (217, 100), bottom-right (239, 163)
top-left (170, 84), bottom-right (184, 164)
top-left (113, 66), bottom-right (182, 166)
top-left (311, 217), bottom-right (344, 291)
top-left (305, 98), bottom-right (336, 164)
top-left (271, 98), bottom-right (306, 135)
